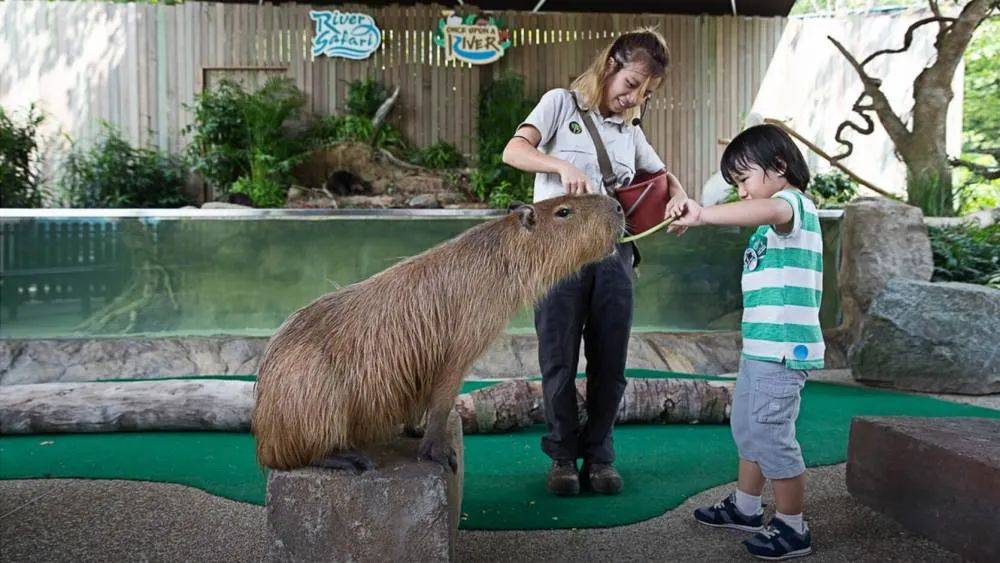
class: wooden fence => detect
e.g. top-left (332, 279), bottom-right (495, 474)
top-left (1, 1), bottom-right (785, 199)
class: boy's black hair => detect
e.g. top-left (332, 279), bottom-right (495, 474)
top-left (720, 124), bottom-right (810, 190)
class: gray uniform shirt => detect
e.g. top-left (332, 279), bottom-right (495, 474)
top-left (519, 88), bottom-right (666, 203)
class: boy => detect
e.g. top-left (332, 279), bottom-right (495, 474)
top-left (671, 124), bottom-right (823, 560)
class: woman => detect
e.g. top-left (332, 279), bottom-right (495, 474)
top-left (502, 29), bottom-right (688, 496)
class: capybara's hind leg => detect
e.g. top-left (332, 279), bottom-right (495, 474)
top-left (417, 368), bottom-right (463, 472)
top-left (402, 410), bottom-right (426, 438)
top-left (310, 448), bottom-right (375, 473)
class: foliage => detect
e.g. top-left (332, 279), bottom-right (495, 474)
top-left (184, 77), bottom-right (310, 205)
top-left (344, 77), bottom-right (391, 119)
top-left (59, 123), bottom-right (190, 208)
top-left (408, 141), bottom-right (466, 169)
top-left (0, 104), bottom-right (46, 207)
top-left (907, 169), bottom-right (953, 218)
top-left (928, 223), bottom-right (1000, 288)
top-left (956, 16), bottom-right (999, 214)
top-left (475, 74), bottom-right (535, 208)
top-left (810, 170), bottom-right (858, 207)
top-left (310, 114), bottom-right (406, 151)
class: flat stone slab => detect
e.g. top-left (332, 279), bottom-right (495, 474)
top-left (846, 416), bottom-right (1000, 561)
top-left (266, 413), bottom-right (463, 562)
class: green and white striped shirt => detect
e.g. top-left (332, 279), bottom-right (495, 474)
top-left (740, 188), bottom-right (825, 370)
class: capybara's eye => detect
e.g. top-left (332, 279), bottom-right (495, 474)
top-left (555, 207), bottom-right (572, 218)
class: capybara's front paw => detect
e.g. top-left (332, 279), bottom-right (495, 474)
top-left (417, 437), bottom-right (457, 473)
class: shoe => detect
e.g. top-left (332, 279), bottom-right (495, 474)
top-left (743, 517), bottom-right (812, 560)
top-left (546, 460), bottom-right (580, 496)
top-left (580, 461), bottom-right (623, 495)
top-left (693, 492), bottom-right (764, 532)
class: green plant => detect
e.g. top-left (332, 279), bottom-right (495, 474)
top-left (409, 141), bottom-right (466, 169)
top-left (185, 77), bottom-right (309, 204)
top-left (928, 223), bottom-right (1000, 288)
top-left (59, 123), bottom-right (190, 208)
top-left (0, 104), bottom-right (46, 207)
top-left (475, 74), bottom-right (535, 208)
top-left (810, 170), bottom-right (858, 208)
top-left (231, 152), bottom-right (287, 208)
top-left (907, 169), bottom-right (953, 217)
top-left (345, 77), bottom-right (390, 119)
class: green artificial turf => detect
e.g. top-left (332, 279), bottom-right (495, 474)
top-left (2, 370), bottom-right (996, 530)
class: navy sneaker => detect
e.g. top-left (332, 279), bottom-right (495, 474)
top-left (743, 517), bottom-right (812, 560)
top-left (693, 492), bottom-right (764, 532)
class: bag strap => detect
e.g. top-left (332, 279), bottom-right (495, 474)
top-left (570, 92), bottom-right (617, 196)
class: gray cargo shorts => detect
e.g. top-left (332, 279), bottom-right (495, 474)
top-left (731, 356), bottom-right (808, 480)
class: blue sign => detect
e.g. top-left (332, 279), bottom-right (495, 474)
top-left (310, 11), bottom-right (382, 60)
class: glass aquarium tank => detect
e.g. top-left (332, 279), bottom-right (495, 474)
top-left (0, 209), bottom-right (842, 339)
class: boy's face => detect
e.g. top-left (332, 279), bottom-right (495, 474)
top-left (732, 164), bottom-right (789, 201)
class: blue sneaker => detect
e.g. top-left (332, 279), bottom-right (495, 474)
top-left (693, 492), bottom-right (764, 532)
top-left (743, 517), bottom-right (812, 560)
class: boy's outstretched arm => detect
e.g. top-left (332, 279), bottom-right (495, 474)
top-left (673, 198), bottom-right (793, 230)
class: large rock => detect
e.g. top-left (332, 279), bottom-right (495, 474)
top-left (266, 413), bottom-right (463, 562)
top-left (847, 417), bottom-right (1000, 561)
top-left (850, 279), bottom-right (999, 394)
top-left (838, 198), bottom-right (933, 337)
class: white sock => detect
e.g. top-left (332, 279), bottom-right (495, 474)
top-left (775, 511), bottom-right (806, 534)
top-left (735, 489), bottom-right (762, 516)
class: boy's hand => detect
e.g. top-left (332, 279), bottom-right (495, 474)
top-left (672, 199), bottom-right (705, 227)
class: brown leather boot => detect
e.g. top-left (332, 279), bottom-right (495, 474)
top-left (580, 462), bottom-right (623, 495)
top-left (546, 459), bottom-right (580, 496)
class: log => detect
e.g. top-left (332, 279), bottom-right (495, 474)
top-left (0, 378), bottom-right (734, 435)
top-left (0, 380), bottom-right (254, 434)
top-left (454, 378), bottom-right (734, 434)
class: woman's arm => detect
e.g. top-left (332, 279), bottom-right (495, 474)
top-left (502, 126), bottom-right (592, 195)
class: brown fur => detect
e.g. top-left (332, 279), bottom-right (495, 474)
top-left (252, 194), bottom-right (625, 470)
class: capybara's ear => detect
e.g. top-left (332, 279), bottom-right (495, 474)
top-left (514, 205), bottom-right (536, 230)
top-left (507, 201), bottom-right (527, 212)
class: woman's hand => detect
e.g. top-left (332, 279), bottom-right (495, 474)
top-left (558, 161), bottom-right (592, 195)
top-left (664, 194), bottom-right (690, 235)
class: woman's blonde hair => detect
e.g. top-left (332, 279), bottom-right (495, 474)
top-left (570, 28), bottom-right (670, 123)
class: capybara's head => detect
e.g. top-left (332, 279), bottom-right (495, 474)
top-left (508, 193), bottom-right (625, 285)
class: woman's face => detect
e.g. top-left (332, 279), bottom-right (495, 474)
top-left (601, 60), bottom-right (658, 116)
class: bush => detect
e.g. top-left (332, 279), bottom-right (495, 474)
top-left (345, 77), bottom-right (391, 119)
top-left (59, 124), bottom-right (190, 208)
top-left (185, 77), bottom-right (310, 204)
top-left (928, 223), bottom-right (1000, 288)
top-left (0, 104), bottom-right (46, 207)
top-left (810, 170), bottom-right (858, 208)
top-left (408, 141), bottom-right (465, 169)
top-left (475, 74), bottom-right (535, 208)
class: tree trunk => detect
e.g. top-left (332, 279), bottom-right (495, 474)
top-left (830, 0), bottom-right (997, 216)
top-left (453, 378), bottom-right (734, 434)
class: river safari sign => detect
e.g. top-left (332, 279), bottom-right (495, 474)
top-left (309, 11), bottom-right (382, 60)
top-left (433, 12), bottom-right (512, 65)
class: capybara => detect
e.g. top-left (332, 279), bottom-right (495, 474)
top-left (252, 194), bottom-right (626, 471)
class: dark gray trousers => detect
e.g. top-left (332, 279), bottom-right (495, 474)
top-left (535, 243), bottom-right (633, 464)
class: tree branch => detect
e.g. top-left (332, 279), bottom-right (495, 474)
top-left (860, 16), bottom-right (957, 66)
top-left (950, 158), bottom-right (1000, 180)
top-left (828, 36), bottom-right (912, 153)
